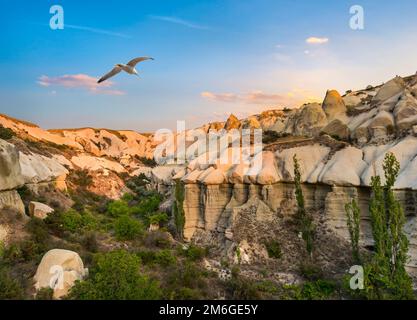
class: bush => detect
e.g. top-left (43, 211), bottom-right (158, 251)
top-left (148, 212), bottom-right (168, 226)
top-left (131, 195), bottom-right (162, 217)
top-left (143, 231), bottom-right (172, 248)
top-left (167, 261), bottom-right (206, 290)
top-left (154, 250), bottom-right (176, 267)
top-left (226, 277), bottom-right (261, 300)
top-left (61, 209), bottom-right (98, 232)
top-left (300, 280), bottom-right (337, 300)
top-left (0, 265), bottom-right (24, 299)
top-left (81, 231), bottom-right (98, 253)
top-left (0, 125), bottom-right (15, 140)
top-left (71, 170), bottom-right (93, 187)
top-left (299, 262), bottom-right (323, 281)
top-left (135, 156), bottom-right (157, 168)
top-left (114, 216), bottom-right (144, 241)
top-left (26, 218), bottom-right (50, 245)
top-left (35, 287), bottom-right (54, 300)
top-left (68, 250), bottom-right (162, 300)
top-left (265, 240), bottom-right (282, 259)
top-left (182, 244), bottom-right (206, 261)
top-left (107, 200), bottom-right (131, 217)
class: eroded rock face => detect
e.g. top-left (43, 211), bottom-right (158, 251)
top-left (394, 91), bottom-right (417, 131)
top-left (34, 249), bottom-right (87, 299)
top-left (224, 114), bottom-right (241, 131)
top-left (322, 90), bottom-right (347, 121)
top-left (372, 76), bottom-right (406, 105)
top-left (0, 139), bottom-right (24, 191)
top-left (19, 152), bottom-right (69, 185)
top-left (0, 190), bottom-right (25, 216)
top-left (287, 103), bottom-right (328, 136)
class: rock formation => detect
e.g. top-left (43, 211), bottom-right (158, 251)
top-left (34, 249), bottom-right (87, 299)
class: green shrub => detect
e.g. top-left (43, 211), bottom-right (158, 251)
top-left (49, 209), bottom-right (98, 234)
top-left (35, 287), bottom-right (54, 300)
top-left (68, 250), bottom-right (162, 300)
top-left (148, 212), bottom-right (168, 226)
top-left (226, 277), bottom-right (261, 300)
top-left (154, 250), bottom-right (176, 267)
top-left (143, 231), bottom-right (171, 248)
top-left (167, 261), bottom-right (206, 290)
top-left (81, 231), bottom-right (98, 253)
top-left (26, 218), bottom-right (50, 245)
top-left (107, 200), bottom-right (131, 217)
top-left (60, 209), bottom-right (84, 232)
top-left (182, 244), bottom-right (206, 261)
top-left (265, 240), bottom-right (282, 259)
top-left (299, 262), bottom-right (323, 281)
top-left (0, 125), bottom-right (15, 140)
top-left (135, 156), bottom-right (157, 168)
top-left (114, 216), bottom-right (144, 241)
top-left (0, 265), bottom-right (24, 299)
top-left (300, 280), bottom-right (337, 300)
top-left (71, 170), bottom-right (93, 187)
top-left (131, 195), bottom-right (161, 217)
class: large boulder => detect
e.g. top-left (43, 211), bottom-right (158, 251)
top-left (34, 249), bottom-right (87, 299)
top-left (368, 110), bottom-right (395, 138)
top-left (322, 90), bottom-right (347, 121)
top-left (0, 139), bottom-right (24, 191)
top-left (321, 119), bottom-right (350, 140)
top-left (394, 91), bottom-right (417, 131)
top-left (29, 201), bottom-right (54, 219)
top-left (372, 76), bottom-right (405, 104)
top-left (241, 116), bottom-right (261, 129)
top-left (224, 114), bottom-right (241, 131)
top-left (287, 103), bottom-right (328, 136)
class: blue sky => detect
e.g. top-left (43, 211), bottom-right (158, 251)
top-left (1, 0), bottom-right (417, 131)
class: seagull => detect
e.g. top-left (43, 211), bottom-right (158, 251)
top-left (97, 56), bottom-right (154, 83)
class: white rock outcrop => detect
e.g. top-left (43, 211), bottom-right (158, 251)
top-left (34, 249), bottom-right (87, 299)
top-left (0, 139), bottom-right (24, 191)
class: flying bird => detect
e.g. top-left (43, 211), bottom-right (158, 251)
top-left (97, 56), bottom-right (154, 83)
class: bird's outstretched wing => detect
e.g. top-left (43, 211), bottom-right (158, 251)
top-left (97, 66), bottom-right (122, 83)
top-left (127, 56), bottom-right (154, 67)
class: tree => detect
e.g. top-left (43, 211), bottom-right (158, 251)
top-left (68, 250), bottom-right (162, 300)
top-left (173, 180), bottom-right (185, 239)
top-left (345, 199), bottom-right (361, 263)
top-left (347, 152), bottom-right (413, 299)
top-left (293, 154), bottom-right (315, 257)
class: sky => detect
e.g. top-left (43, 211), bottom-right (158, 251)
top-left (1, 0), bottom-right (417, 132)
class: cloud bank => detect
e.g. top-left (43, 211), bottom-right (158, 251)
top-left (201, 89), bottom-right (320, 108)
top-left (38, 74), bottom-right (125, 95)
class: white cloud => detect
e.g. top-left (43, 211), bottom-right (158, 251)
top-left (306, 37), bottom-right (329, 45)
top-left (38, 74), bottom-right (125, 95)
top-left (201, 89), bottom-right (321, 108)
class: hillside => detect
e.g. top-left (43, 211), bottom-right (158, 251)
top-left (1, 73), bottom-right (417, 299)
